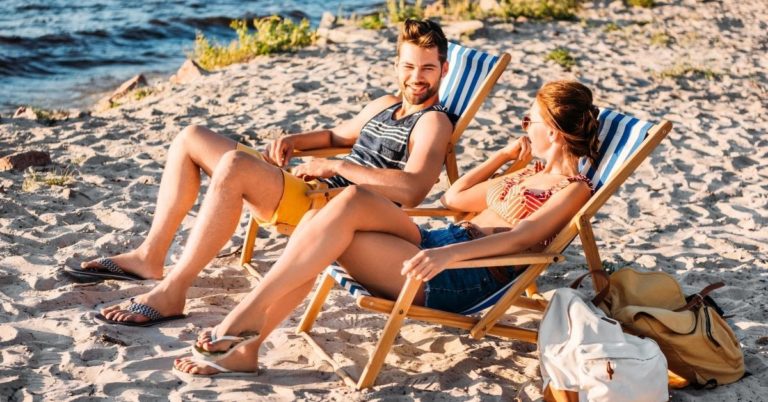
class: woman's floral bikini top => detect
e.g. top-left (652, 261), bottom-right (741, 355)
top-left (485, 164), bottom-right (593, 246)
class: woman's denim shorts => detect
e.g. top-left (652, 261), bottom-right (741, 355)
top-left (418, 223), bottom-right (519, 313)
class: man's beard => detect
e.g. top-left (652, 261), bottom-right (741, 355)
top-left (401, 81), bottom-right (439, 105)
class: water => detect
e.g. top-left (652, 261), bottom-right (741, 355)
top-left (0, 0), bottom-right (378, 114)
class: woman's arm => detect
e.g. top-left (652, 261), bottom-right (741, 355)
top-left (404, 181), bottom-right (592, 281)
top-left (441, 136), bottom-right (533, 211)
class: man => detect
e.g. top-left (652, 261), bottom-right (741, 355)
top-left (76, 19), bottom-right (455, 325)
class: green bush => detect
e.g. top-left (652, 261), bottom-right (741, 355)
top-left (545, 47), bottom-right (576, 70)
top-left (650, 31), bottom-right (672, 46)
top-left (625, 0), bottom-right (654, 8)
top-left (658, 63), bottom-right (720, 81)
top-left (386, 0), bottom-right (424, 23)
top-left (442, 0), bottom-right (487, 21)
top-left (359, 13), bottom-right (386, 30)
top-left (498, 0), bottom-right (583, 20)
top-left (192, 16), bottom-right (315, 70)
top-left (133, 88), bottom-right (153, 101)
top-left (22, 167), bottom-right (76, 192)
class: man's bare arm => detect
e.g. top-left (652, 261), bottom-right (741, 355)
top-left (294, 111), bottom-right (453, 207)
top-left (265, 95), bottom-right (400, 166)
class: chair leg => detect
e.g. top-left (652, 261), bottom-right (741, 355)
top-left (525, 283), bottom-right (538, 297)
top-left (470, 262), bottom-right (550, 339)
top-left (240, 216), bottom-right (259, 267)
top-left (297, 272), bottom-right (336, 334)
top-left (577, 216), bottom-right (608, 292)
top-left (357, 276), bottom-right (421, 389)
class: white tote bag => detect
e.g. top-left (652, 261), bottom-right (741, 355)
top-left (538, 287), bottom-right (668, 402)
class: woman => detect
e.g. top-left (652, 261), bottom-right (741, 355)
top-left (173, 80), bottom-right (601, 376)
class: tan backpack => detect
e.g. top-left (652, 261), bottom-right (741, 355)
top-left (600, 268), bottom-right (745, 388)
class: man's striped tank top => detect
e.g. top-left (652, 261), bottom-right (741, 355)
top-left (321, 102), bottom-right (449, 188)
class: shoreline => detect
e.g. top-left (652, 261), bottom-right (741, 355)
top-left (1, 1), bottom-right (766, 400)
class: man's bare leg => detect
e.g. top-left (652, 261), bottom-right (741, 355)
top-left (174, 187), bottom-right (425, 374)
top-left (81, 125), bottom-right (237, 279)
top-left (100, 149), bottom-right (285, 323)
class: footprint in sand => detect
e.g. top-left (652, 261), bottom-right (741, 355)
top-left (93, 209), bottom-right (134, 231)
top-left (0, 324), bottom-right (20, 345)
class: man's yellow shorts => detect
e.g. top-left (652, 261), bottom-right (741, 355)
top-left (236, 143), bottom-right (330, 227)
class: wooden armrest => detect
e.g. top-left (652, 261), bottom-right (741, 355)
top-left (403, 207), bottom-right (464, 217)
top-left (293, 147), bottom-right (352, 158)
top-left (445, 253), bottom-right (564, 268)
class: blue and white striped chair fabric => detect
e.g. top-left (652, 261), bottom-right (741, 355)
top-left (325, 264), bottom-right (517, 315)
top-left (327, 265), bottom-right (371, 298)
top-left (579, 109), bottom-right (654, 191)
top-left (438, 42), bottom-right (500, 118)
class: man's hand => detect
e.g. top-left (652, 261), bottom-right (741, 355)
top-left (292, 158), bottom-right (342, 180)
top-left (265, 135), bottom-right (297, 167)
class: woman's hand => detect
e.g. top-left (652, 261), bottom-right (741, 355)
top-left (401, 247), bottom-right (457, 282)
top-left (499, 136), bottom-right (531, 161)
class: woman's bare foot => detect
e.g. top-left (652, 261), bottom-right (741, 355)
top-left (100, 286), bottom-right (185, 324)
top-left (195, 327), bottom-right (259, 354)
top-left (81, 249), bottom-right (164, 280)
top-left (174, 344), bottom-right (259, 375)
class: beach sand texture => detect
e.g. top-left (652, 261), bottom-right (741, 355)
top-left (1, 0), bottom-right (767, 400)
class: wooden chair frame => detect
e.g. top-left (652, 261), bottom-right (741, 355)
top-left (239, 50), bottom-right (512, 276)
top-left (295, 119), bottom-right (673, 389)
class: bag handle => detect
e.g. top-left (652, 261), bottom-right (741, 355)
top-left (569, 270), bottom-right (610, 306)
top-left (673, 282), bottom-right (725, 312)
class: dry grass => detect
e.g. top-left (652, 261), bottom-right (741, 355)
top-left (22, 167), bottom-right (76, 192)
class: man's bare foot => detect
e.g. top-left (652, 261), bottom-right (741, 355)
top-left (81, 249), bottom-right (164, 280)
top-left (100, 287), bottom-right (185, 325)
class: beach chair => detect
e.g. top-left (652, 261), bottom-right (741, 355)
top-left (239, 43), bottom-right (512, 276)
top-left (296, 109), bottom-right (674, 389)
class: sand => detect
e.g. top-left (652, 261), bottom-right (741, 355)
top-left (1, 0), bottom-right (766, 400)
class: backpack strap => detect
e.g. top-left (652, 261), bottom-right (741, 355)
top-left (569, 270), bottom-right (611, 306)
top-left (673, 282), bottom-right (725, 312)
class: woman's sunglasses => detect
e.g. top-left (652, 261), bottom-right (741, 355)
top-left (521, 115), bottom-right (545, 131)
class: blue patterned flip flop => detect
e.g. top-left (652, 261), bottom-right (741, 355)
top-left (65, 257), bottom-right (145, 282)
top-left (95, 298), bottom-right (186, 327)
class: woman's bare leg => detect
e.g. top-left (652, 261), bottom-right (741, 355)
top-left (174, 186), bottom-right (425, 374)
top-left (81, 125), bottom-right (237, 279)
top-left (100, 149), bottom-right (285, 323)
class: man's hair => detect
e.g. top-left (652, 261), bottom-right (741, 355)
top-left (396, 19), bottom-right (448, 64)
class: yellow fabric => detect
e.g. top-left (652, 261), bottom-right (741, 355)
top-left (235, 143), bottom-right (330, 227)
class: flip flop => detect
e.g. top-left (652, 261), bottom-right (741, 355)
top-left (192, 326), bottom-right (259, 360)
top-left (172, 358), bottom-right (259, 380)
top-left (173, 336), bottom-right (261, 380)
top-left (64, 258), bottom-right (145, 282)
top-left (94, 298), bottom-right (186, 327)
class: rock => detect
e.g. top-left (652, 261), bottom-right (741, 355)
top-left (170, 59), bottom-right (208, 85)
top-left (12, 106), bottom-right (37, 120)
top-left (317, 25), bottom-right (374, 45)
top-left (94, 74), bottom-right (148, 111)
top-left (478, 0), bottom-right (501, 13)
top-left (67, 109), bottom-right (90, 119)
top-left (0, 150), bottom-right (52, 171)
top-left (442, 20), bottom-right (484, 40)
top-left (319, 11), bottom-right (336, 30)
top-left (111, 74), bottom-right (147, 100)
